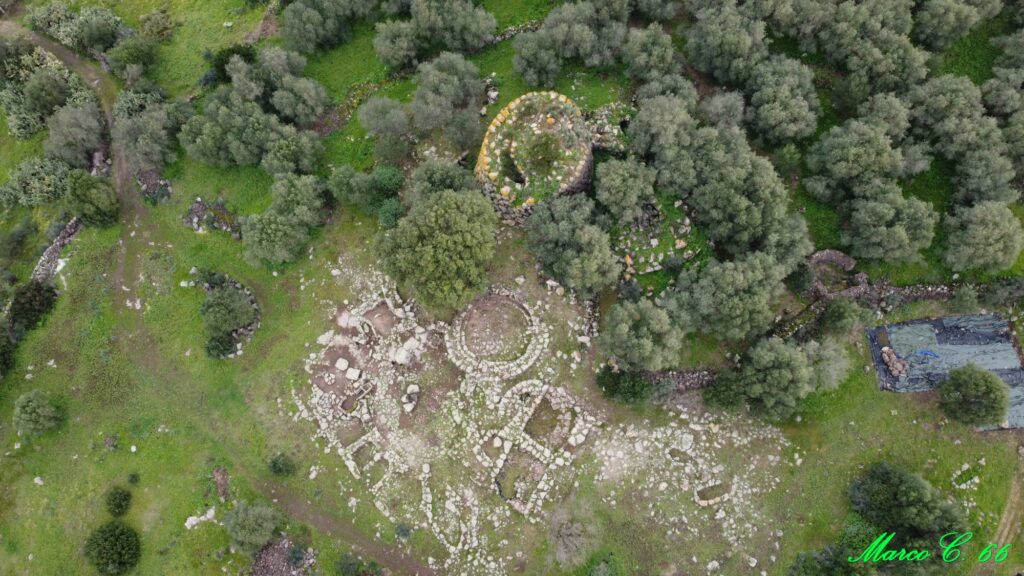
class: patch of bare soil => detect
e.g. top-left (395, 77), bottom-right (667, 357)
top-left (463, 294), bottom-right (530, 360)
top-left (311, 107), bottom-right (342, 137)
top-left (213, 466), bottom-right (230, 501)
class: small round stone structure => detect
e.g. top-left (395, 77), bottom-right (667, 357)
top-left (445, 288), bottom-right (549, 384)
top-left (476, 91), bottom-right (593, 224)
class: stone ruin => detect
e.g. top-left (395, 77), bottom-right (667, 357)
top-left (289, 258), bottom-right (793, 575)
top-left (183, 197), bottom-right (241, 239)
top-left (475, 91), bottom-right (593, 225)
top-left (616, 200), bottom-right (699, 281)
top-left (880, 346), bottom-right (908, 377)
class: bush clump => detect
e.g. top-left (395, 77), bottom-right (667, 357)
top-left (199, 282), bottom-right (257, 358)
top-left (938, 363), bottom-right (1010, 426)
top-left (83, 520), bottom-right (141, 575)
top-left (595, 367), bottom-right (652, 403)
top-left (12, 389), bottom-right (61, 436)
top-left (224, 502), bottom-right (278, 555)
top-left (105, 486), bottom-right (132, 517)
top-left (268, 453), bottom-right (297, 477)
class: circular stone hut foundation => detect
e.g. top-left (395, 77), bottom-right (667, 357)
top-left (476, 91), bottom-right (593, 224)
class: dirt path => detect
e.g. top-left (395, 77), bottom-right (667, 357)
top-left (993, 458), bottom-right (1023, 545)
top-left (254, 479), bottom-right (439, 575)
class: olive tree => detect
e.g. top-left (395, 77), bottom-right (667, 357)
top-left (525, 195), bottom-right (621, 298)
top-left (376, 189), bottom-right (497, 315)
top-left (842, 182), bottom-right (937, 262)
top-left (686, 0), bottom-right (768, 85)
top-left (913, 0), bottom-right (980, 51)
top-left (746, 55), bottom-right (821, 143)
top-left (728, 336), bottom-right (813, 420)
top-left (628, 95), bottom-right (699, 195)
top-left (672, 252), bottom-right (786, 341)
top-left (512, 30), bottom-right (562, 87)
top-left (410, 52), bottom-right (484, 144)
top-left (622, 24), bottom-right (676, 83)
top-left (599, 298), bottom-right (688, 372)
top-left (44, 102), bottom-right (104, 169)
top-left (594, 158), bottom-right (657, 227)
top-left (943, 202), bottom-right (1024, 273)
top-left (688, 127), bottom-right (788, 255)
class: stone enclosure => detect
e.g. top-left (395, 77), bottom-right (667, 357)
top-left (476, 91), bottom-right (593, 224)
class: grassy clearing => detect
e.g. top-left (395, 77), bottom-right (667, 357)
top-left (774, 320), bottom-right (1020, 572)
top-left (934, 12), bottom-right (1016, 83)
top-left (21, 0), bottom-right (264, 96)
top-left (482, 0), bottom-right (558, 29)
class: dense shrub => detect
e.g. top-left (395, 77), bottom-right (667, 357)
top-left (107, 36), bottom-right (159, 79)
top-left (595, 367), bottom-right (652, 402)
top-left (12, 389), bottom-right (61, 436)
top-left (407, 159), bottom-right (474, 205)
top-left (115, 101), bottom-right (193, 175)
top-left (224, 502), bottom-right (278, 555)
top-left (803, 338), bottom-right (850, 392)
top-left (336, 553), bottom-right (384, 576)
top-left (140, 8), bottom-right (177, 40)
top-left (788, 544), bottom-right (872, 576)
top-left (84, 521), bottom-right (141, 575)
top-left (939, 363), bottom-right (1010, 426)
top-left (8, 280), bottom-right (59, 335)
top-left (376, 189), bottom-right (497, 315)
top-left (268, 453), bottom-right (297, 476)
top-left (818, 297), bottom-right (861, 336)
top-left (204, 44), bottom-right (257, 85)
top-left (848, 462), bottom-right (965, 564)
top-left (328, 165), bottom-right (403, 215)
top-left (0, 158), bottom-right (72, 207)
top-left (199, 283), bottom-right (257, 358)
top-left (66, 171), bottom-right (119, 227)
top-left (105, 486), bottom-right (132, 517)
top-left (23, 68), bottom-right (70, 117)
